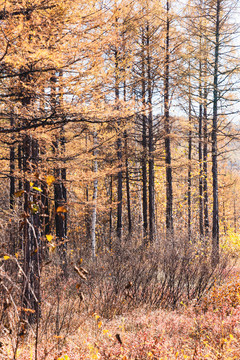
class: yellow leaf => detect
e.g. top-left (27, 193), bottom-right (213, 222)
top-left (57, 206), bottom-right (67, 213)
top-left (4, 255), bottom-right (10, 260)
top-left (15, 253), bottom-right (19, 259)
top-left (22, 308), bottom-right (35, 314)
top-left (98, 321), bottom-right (102, 328)
top-left (30, 182), bottom-right (34, 187)
top-left (46, 175), bottom-right (55, 186)
top-left (14, 190), bottom-right (24, 198)
top-left (49, 244), bottom-right (56, 253)
top-left (32, 187), bottom-right (42, 192)
top-left (54, 335), bottom-right (63, 339)
top-left (46, 234), bottom-right (53, 242)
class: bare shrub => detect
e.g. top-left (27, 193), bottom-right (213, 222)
top-left (80, 233), bottom-right (229, 318)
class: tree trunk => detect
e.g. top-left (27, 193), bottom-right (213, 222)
top-left (91, 131), bottom-right (98, 260)
top-left (203, 58), bottom-right (209, 237)
top-left (147, 23), bottom-right (155, 243)
top-left (115, 45), bottom-right (123, 242)
top-left (124, 131), bottom-right (132, 234)
top-left (141, 28), bottom-right (148, 243)
top-left (211, 0), bottom-right (220, 267)
top-left (164, 0), bottom-right (174, 238)
top-left (22, 135), bottom-right (41, 324)
top-left (187, 63), bottom-right (192, 243)
top-left (199, 61), bottom-right (204, 238)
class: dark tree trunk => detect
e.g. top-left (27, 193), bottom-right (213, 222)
top-left (115, 45), bottom-right (123, 242)
top-left (203, 59), bottom-right (209, 237)
top-left (187, 67), bottom-right (192, 243)
top-left (18, 144), bottom-right (22, 191)
top-left (22, 135), bottom-right (41, 324)
top-left (146, 23), bottom-right (155, 243)
top-left (91, 131), bottom-right (98, 260)
top-left (124, 131), bottom-right (132, 234)
top-left (199, 69), bottom-right (204, 239)
top-left (212, 0), bottom-right (220, 267)
top-left (164, 0), bottom-right (174, 238)
top-left (141, 28), bottom-right (148, 243)
top-left (9, 115), bottom-right (16, 255)
top-left (10, 146), bottom-right (15, 209)
top-left (51, 73), bottom-right (68, 273)
top-left (54, 163), bottom-right (67, 272)
top-left (109, 172), bottom-right (113, 249)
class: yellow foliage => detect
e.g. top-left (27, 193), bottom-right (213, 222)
top-left (46, 234), bottom-right (53, 242)
top-left (221, 230), bottom-right (240, 257)
top-left (57, 206), bottom-right (68, 213)
top-left (202, 278), bottom-right (240, 311)
top-left (46, 175), bottom-right (56, 186)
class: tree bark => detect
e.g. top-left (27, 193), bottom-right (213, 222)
top-left (187, 62), bottom-right (192, 243)
top-left (164, 0), bottom-right (174, 238)
top-left (203, 58), bottom-right (209, 237)
top-left (115, 45), bottom-right (123, 242)
top-left (124, 131), bottom-right (132, 234)
top-left (147, 23), bottom-right (155, 243)
top-left (91, 131), bottom-right (98, 260)
top-left (141, 28), bottom-right (148, 243)
top-left (199, 61), bottom-right (204, 238)
top-left (211, 0), bottom-right (220, 267)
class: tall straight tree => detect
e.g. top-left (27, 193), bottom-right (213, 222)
top-left (146, 22), bottom-right (155, 243)
top-left (211, 0), bottom-right (220, 266)
top-left (164, 0), bottom-right (174, 238)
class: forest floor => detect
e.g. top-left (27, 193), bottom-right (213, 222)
top-left (3, 264), bottom-right (240, 360)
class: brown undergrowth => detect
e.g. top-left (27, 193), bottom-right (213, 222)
top-left (0, 237), bottom-right (239, 359)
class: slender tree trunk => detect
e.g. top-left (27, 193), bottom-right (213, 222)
top-left (203, 58), bottom-right (209, 237)
top-left (22, 135), bottom-right (41, 324)
top-left (164, 0), bottom-right (174, 238)
top-left (18, 144), bottom-right (22, 191)
top-left (115, 45), bottom-right (123, 241)
top-left (146, 23), bottom-right (155, 243)
top-left (91, 131), bottom-right (98, 260)
top-left (20, 68), bottom-right (41, 324)
top-left (54, 130), bottom-right (67, 275)
top-left (123, 74), bottom-right (132, 236)
top-left (51, 73), bottom-right (68, 274)
top-left (54, 163), bottom-right (67, 272)
top-left (233, 193), bottom-right (237, 233)
top-left (10, 141), bottom-right (15, 208)
top-left (212, 0), bottom-right (220, 267)
top-left (187, 63), bottom-right (192, 243)
top-left (141, 28), bottom-right (148, 243)
top-left (199, 61), bottom-right (204, 238)
top-left (124, 131), bottom-right (132, 234)
top-left (109, 172), bottom-right (113, 249)
top-left (9, 114), bottom-right (16, 255)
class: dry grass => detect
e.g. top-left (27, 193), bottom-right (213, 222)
top-left (1, 261), bottom-right (240, 360)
